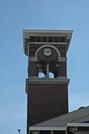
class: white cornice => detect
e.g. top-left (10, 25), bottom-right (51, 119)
top-left (29, 126), bottom-right (66, 131)
top-left (23, 30), bottom-right (73, 38)
top-left (23, 30), bottom-right (73, 56)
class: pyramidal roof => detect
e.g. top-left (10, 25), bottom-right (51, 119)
top-left (31, 106), bottom-right (89, 128)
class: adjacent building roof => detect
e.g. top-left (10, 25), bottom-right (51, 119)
top-left (30, 106), bottom-right (89, 129)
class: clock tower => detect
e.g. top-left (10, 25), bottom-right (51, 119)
top-left (23, 30), bottom-right (72, 133)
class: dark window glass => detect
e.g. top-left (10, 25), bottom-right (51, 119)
top-left (40, 131), bottom-right (51, 134)
top-left (48, 37), bottom-right (53, 42)
top-left (54, 37), bottom-right (59, 42)
top-left (43, 37), bottom-right (47, 42)
top-left (82, 120), bottom-right (89, 123)
top-left (30, 36), bottom-right (35, 42)
top-left (36, 36), bottom-right (41, 42)
top-left (60, 36), bottom-right (66, 42)
top-left (54, 131), bottom-right (65, 134)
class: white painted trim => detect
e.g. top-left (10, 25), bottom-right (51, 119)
top-left (29, 126), bottom-right (66, 131)
top-left (23, 30), bottom-right (73, 55)
top-left (35, 45), bottom-right (61, 61)
top-left (29, 57), bottom-right (67, 62)
top-left (23, 30), bottom-right (73, 39)
top-left (29, 57), bottom-right (37, 61)
top-left (67, 123), bottom-right (89, 127)
top-left (28, 78), bottom-right (70, 85)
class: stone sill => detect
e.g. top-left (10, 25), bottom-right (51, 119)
top-left (26, 77), bottom-right (70, 85)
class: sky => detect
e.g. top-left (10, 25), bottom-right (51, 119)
top-left (0, 0), bottom-right (89, 134)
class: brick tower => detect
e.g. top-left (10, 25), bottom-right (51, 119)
top-left (23, 30), bottom-right (72, 134)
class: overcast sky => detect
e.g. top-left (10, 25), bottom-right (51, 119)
top-left (0, 0), bottom-right (89, 134)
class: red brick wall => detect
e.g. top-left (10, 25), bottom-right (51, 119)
top-left (27, 84), bottom-right (68, 126)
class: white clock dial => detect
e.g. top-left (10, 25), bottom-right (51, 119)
top-left (43, 48), bottom-right (52, 56)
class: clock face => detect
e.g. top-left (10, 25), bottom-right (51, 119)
top-left (43, 48), bottom-right (52, 56)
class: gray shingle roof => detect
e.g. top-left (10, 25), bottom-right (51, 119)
top-left (32, 106), bottom-right (89, 127)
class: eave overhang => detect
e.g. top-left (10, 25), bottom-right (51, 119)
top-left (23, 30), bottom-right (73, 56)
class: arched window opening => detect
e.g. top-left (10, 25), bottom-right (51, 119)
top-left (36, 61), bottom-right (46, 78)
top-left (40, 61), bottom-right (46, 75)
top-left (49, 61), bottom-right (59, 78)
top-left (36, 61), bottom-right (59, 79)
top-left (53, 71), bottom-right (58, 78)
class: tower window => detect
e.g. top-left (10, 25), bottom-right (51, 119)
top-left (43, 37), bottom-right (47, 42)
top-left (48, 72), bottom-right (54, 78)
top-left (36, 36), bottom-right (41, 42)
top-left (38, 71), bottom-right (45, 78)
top-left (48, 37), bottom-right (53, 42)
top-left (36, 62), bottom-right (59, 79)
top-left (54, 37), bottom-right (59, 42)
top-left (30, 36), bottom-right (35, 42)
top-left (60, 36), bottom-right (66, 42)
